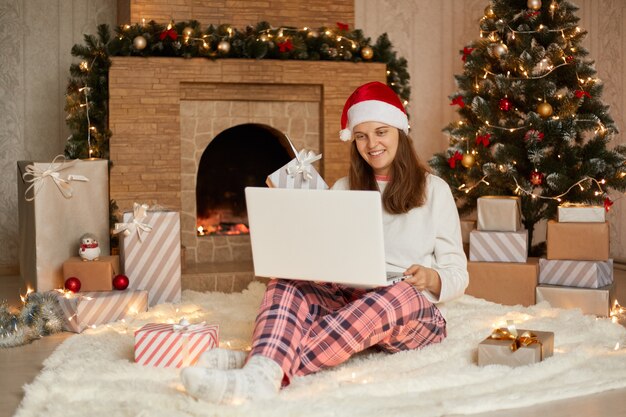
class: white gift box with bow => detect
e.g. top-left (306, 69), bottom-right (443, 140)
top-left (266, 137), bottom-right (328, 190)
top-left (17, 157), bottom-right (110, 292)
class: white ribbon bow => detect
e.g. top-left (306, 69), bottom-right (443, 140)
top-left (22, 155), bottom-right (90, 201)
top-left (113, 202), bottom-right (153, 242)
top-left (173, 318), bottom-right (206, 332)
top-left (286, 149), bottom-right (322, 181)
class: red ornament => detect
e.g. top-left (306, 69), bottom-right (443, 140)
top-left (566, 55), bottom-right (575, 63)
top-left (336, 22), bottom-right (350, 31)
top-left (277, 39), bottom-right (294, 53)
top-left (450, 96), bottom-right (465, 108)
top-left (462, 47), bottom-right (475, 62)
top-left (475, 133), bottom-right (491, 147)
top-left (604, 197), bottom-right (614, 212)
top-left (499, 98), bottom-right (513, 111)
top-left (64, 277), bottom-right (81, 293)
top-left (530, 170), bottom-right (544, 186)
top-left (447, 151), bottom-right (463, 168)
top-left (575, 90), bottom-right (591, 99)
top-left (113, 274), bottom-right (130, 291)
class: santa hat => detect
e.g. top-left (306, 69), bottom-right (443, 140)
top-left (339, 81), bottom-right (409, 142)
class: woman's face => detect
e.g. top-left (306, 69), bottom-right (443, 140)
top-left (353, 121), bottom-right (399, 176)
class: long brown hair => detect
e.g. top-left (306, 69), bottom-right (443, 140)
top-left (348, 129), bottom-right (429, 214)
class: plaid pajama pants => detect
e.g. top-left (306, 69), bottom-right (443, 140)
top-left (249, 279), bottom-right (446, 383)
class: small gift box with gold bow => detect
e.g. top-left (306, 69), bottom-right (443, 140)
top-left (266, 136), bottom-right (328, 190)
top-left (134, 319), bottom-right (219, 368)
top-left (478, 322), bottom-right (554, 367)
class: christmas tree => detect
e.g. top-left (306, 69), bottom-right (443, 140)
top-left (429, 0), bottom-right (626, 254)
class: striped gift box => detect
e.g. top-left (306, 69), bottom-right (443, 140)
top-left (53, 289), bottom-right (148, 333)
top-left (538, 258), bottom-right (613, 288)
top-left (266, 153), bottom-right (328, 190)
top-left (120, 210), bottom-right (182, 306)
top-left (469, 230), bottom-right (528, 263)
top-left (134, 322), bottom-right (219, 368)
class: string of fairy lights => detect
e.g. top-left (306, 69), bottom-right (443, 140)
top-left (447, 0), bottom-right (625, 206)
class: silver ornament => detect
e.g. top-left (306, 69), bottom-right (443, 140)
top-left (527, 0), bottom-right (542, 10)
top-left (492, 43), bottom-right (508, 57)
top-left (217, 40), bottom-right (231, 54)
top-left (133, 35), bottom-right (147, 50)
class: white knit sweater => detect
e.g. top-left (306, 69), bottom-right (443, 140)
top-left (331, 174), bottom-right (469, 304)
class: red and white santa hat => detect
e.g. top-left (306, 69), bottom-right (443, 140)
top-left (339, 81), bottom-right (409, 142)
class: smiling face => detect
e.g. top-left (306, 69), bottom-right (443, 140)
top-left (353, 121), bottom-right (400, 176)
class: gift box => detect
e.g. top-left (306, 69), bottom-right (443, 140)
top-left (266, 147), bottom-right (328, 190)
top-left (557, 203), bottom-right (605, 223)
top-left (466, 259), bottom-right (538, 307)
top-left (53, 289), bottom-right (148, 333)
top-left (538, 258), bottom-right (613, 288)
top-left (536, 284), bottom-right (616, 316)
top-left (134, 320), bottom-right (219, 368)
top-left (478, 326), bottom-right (554, 367)
top-left (469, 230), bottom-right (528, 263)
top-left (477, 196), bottom-right (522, 232)
top-left (17, 158), bottom-right (110, 292)
top-left (546, 221), bottom-right (609, 261)
top-left (116, 204), bottom-right (182, 306)
top-left (62, 256), bottom-right (120, 292)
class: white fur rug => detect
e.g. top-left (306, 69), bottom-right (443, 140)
top-left (15, 282), bottom-right (626, 417)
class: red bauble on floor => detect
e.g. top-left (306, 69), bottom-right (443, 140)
top-left (113, 274), bottom-right (129, 290)
top-left (64, 277), bottom-right (81, 293)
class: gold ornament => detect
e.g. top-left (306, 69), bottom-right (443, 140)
top-left (461, 153), bottom-right (475, 168)
top-left (361, 46), bottom-right (374, 60)
top-left (217, 40), bottom-right (231, 54)
top-left (537, 102), bottom-right (553, 118)
top-left (133, 35), bottom-right (147, 50)
top-left (527, 0), bottom-right (542, 10)
top-left (491, 43), bottom-right (508, 58)
top-left (182, 26), bottom-right (194, 38)
top-left (484, 5), bottom-right (496, 18)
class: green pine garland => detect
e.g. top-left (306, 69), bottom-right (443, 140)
top-left (65, 21), bottom-right (411, 159)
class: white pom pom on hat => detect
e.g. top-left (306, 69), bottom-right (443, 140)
top-left (339, 81), bottom-right (409, 142)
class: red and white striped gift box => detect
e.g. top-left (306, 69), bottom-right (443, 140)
top-left (119, 209), bottom-right (182, 306)
top-left (469, 229), bottom-right (528, 263)
top-left (134, 322), bottom-right (219, 368)
top-left (53, 289), bottom-right (148, 333)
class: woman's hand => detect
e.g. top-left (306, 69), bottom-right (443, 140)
top-left (403, 265), bottom-right (442, 297)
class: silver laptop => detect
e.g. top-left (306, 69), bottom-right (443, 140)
top-left (244, 187), bottom-right (409, 287)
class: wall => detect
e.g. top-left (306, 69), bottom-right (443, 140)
top-left (355, 0), bottom-right (626, 260)
top-left (0, 0), bottom-right (116, 273)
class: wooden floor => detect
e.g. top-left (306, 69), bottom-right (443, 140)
top-left (1, 270), bottom-right (626, 417)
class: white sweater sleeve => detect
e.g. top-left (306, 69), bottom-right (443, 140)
top-left (425, 176), bottom-right (469, 304)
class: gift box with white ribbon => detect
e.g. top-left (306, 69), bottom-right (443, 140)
top-left (134, 320), bottom-right (219, 368)
top-left (266, 136), bottom-right (328, 189)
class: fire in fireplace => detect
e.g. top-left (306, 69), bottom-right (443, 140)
top-left (196, 123), bottom-right (296, 236)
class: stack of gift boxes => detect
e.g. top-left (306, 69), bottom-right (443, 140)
top-left (536, 204), bottom-right (615, 316)
top-left (465, 196), bottom-right (538, 307)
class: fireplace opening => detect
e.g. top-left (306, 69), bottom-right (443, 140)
top-left (196, 123), bottom-right (296, 236)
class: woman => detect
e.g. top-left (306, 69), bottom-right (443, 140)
top-left (182, 81), bottom-right (468, 405)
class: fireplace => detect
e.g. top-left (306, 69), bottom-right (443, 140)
top-left (195, 123), bottom-right (295, 236)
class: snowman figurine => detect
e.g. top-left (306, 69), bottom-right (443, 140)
top-left (79, 233), bottom-right (101, 261)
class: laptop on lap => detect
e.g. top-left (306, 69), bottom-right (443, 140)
top-left (244, 187), bottom-right (408, 287)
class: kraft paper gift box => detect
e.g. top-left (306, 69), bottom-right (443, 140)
top-left (62, 256), bottom-right (120, 292)
top-left (478, 327), bottom-right (554, 367)
top-left (538, 258), bottom-right (613, 289)
top-left (17, 158), bottom-right (110, 292)
top-left (546, 221), bottom-right (609, 261)
top-left (116, 204), bottom-right (182, 306)
top-left (477, 196), bottom-right (522, 232)
top-left (52, 289), bottom-right (148, 333)
top-left (469, 230), bottom-right (528, 263)
top-left (466, 259), bottom-right (538, 307)
top-left (536, 284), bottom-right (616, 316)
top-left (266, 148), bottom-right (328, 190)
top-left (134, 320), bottom-right (219, 368)
top-left (557, 203), bottom-right (605, 223)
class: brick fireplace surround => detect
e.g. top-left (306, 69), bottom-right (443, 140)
top-left (109, 57), bottom-right (386, 291)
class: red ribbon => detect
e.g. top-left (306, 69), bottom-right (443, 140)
top-left (462, 47), bottom-right (475, 62)
top-left (277, 39), bottom-right (294, 53)
top-left (575, 90), bottom-right (591, 99)
top-left (450, 96), bottom-right (465, 108)
top-left (604, 197), bottom-right (614, 212)
top-left (475, 133), bottom-right (491, 147)
top-left (159, 28), bottom-right (178, 41)
top-left (447, 151), bottom-right (463, 168)
top-left (336, 22), bottom-right (349, 31)
top-left (525, 11), bottom-right (541, 17)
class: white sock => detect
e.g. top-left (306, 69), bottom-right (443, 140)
top-left (181, 355), bottom-right (283, 405)
top-left (196, 348), bottom-right (247, 370)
